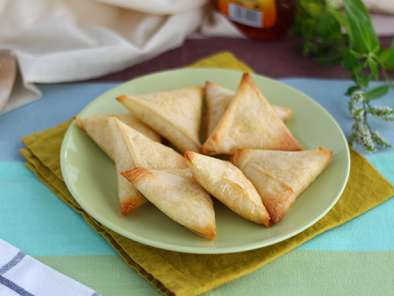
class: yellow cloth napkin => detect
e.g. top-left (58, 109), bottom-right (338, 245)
top-left (20, 52), bottom-right (394, 296)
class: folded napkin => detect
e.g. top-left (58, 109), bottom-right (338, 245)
top-left (20, 52), bottom-right (394, 296)
top-left (0, 239), bottom-right (98, 296)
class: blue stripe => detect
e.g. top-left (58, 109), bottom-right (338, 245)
top-left (0, 83), bottom-right (116, 161)
top-left (1, 80), bottom-right (393, 162)
top-left (0, 252), bottom-right (25, 275)
top-left (300, 198), bottom-right (394, 251)
top-left (0, 275), bottom-right (34, 296)
top-left (282, 79), bottom-right (394, 159)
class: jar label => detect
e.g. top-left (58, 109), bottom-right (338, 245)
top-left (217, 0), bottom-right (277, 28)
top-left (228, 3), bottom-right (262, 28)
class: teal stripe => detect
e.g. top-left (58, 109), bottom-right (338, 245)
top-left (300, 152), bottom-right (392, 250)
top-left (366, 152), bottom-right (394, 183)
top-left (0, 162), bottom-right (113, 256)
top-left (0, 161), bottom-right (392, 255)
top-left (300, 198), bottom-right (393, 250)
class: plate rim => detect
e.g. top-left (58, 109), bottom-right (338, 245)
top-left (60, 67), bottom-right (351, 254)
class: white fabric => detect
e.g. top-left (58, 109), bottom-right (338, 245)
top-left (330, 0), bottom-right (394, 14)
top-left (0, 0), bottom-right (216, 113)
top-left (0, 239), bottom-right (97, 296)
top-left (0, 50), bottom-right (41, 113)
top-left (0, 0), bottom-right (393, 113)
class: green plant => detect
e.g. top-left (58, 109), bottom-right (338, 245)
top-left (294, 0), bottom-right (394, 152)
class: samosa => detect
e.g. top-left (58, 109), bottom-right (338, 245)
top-left (185, 151), bottom-right (271, 227)
top-left (75, 113), bottom-right (160, 160)
top-left (202, 73), bottom-right (302, 155)
top-left (122, 167), bottom-right (216, 240)
top-left (117, 86), bottom-right (203, 152)
top-left (204, 80), bottom-right (292, 136)
top-left (108, 117), bottom-right (187, 215)
top-left (232, 147), bottom-right (332, 223)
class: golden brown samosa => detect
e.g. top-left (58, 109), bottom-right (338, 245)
top-left (184, 151), bottom-right (271, 227)
top-left (122, 167), bottom-right (216, 240)
top-left (232, 147), bottom-right (332, 223)
top-left (202, 73), bottom-right (302, 155)
top-left (117, 86), bottom-right (203, 152)
top-left (108, 117), bottom-right (187, 215)
top-left (205, 80), bottom-right (292, 136)
top-left (75, 113), bottom-right (160, 160)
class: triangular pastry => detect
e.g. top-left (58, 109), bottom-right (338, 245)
top-left (232, 147), bottom-right (332, 223)
top-left (205, 80), bottom-right (292, 136)
top-left (122, 168), bottom-right (216, 240)
top-left (75, 113), bottom-right (160, 160)
top-left (202, 73), bottom-right (302, 155)
top-left (108, 117), bottom-right (187, 215)
top-left (184, 151), bottom-right (271, 226)
top-left (117, 86), bottom-right (203, 152)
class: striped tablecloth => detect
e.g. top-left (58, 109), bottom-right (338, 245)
top-left (1, 78), bottom-right (393, 295)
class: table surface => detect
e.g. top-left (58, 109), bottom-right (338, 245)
top-left (1, 37), bottom-right (393, 296)
top-left (94, 36), bottom-right (393, 82)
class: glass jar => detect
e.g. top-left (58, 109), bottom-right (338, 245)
top-left (214, 0), bottom-right (296, 41)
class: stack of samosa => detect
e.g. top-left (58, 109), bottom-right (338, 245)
top-left (75, 73), bottom-right (332, 240)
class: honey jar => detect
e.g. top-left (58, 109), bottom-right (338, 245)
top-left (214, 0), bottom-right (296, 40)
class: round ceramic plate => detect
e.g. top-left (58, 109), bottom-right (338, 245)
top-left (61, 68), bottom-right (350, 254)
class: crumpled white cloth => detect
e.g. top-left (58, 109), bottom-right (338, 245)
top-left (0, 0), bottom-right (243, 113)
top-left (0, 239), bottom-right (98, 296)
top-left (330, 0), bottom-right (394, 14)
top-left (0, 0), bottom-right (393, 113)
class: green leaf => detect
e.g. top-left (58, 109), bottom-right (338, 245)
top-left (342, 50), bottom-right (359, 71)
top-left (378, 47), bottom-right (394, 70)
top-left (299, 0), bottom-right (322, 16)
top-left (354, 70), bottom-right (370, 88)
top-left (367, 58), bottom-right (379, 79)
top-left (364, 85), bottom-right (390, 101)
top-left (328, 6), bottom-right (348, 29)
top-left (316, 51), bottom-right (343, 65)
top-left (294, 0), bottom-right (345, 63)
top-left (343, 0), bottom-right (379, 54)
top-left (315, 11), bottom-right (341, 38)
top-left (345, 85), bottom-right (360, 96)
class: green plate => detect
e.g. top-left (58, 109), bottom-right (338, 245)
top-left (61, 68), bottom-right (350, 254)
